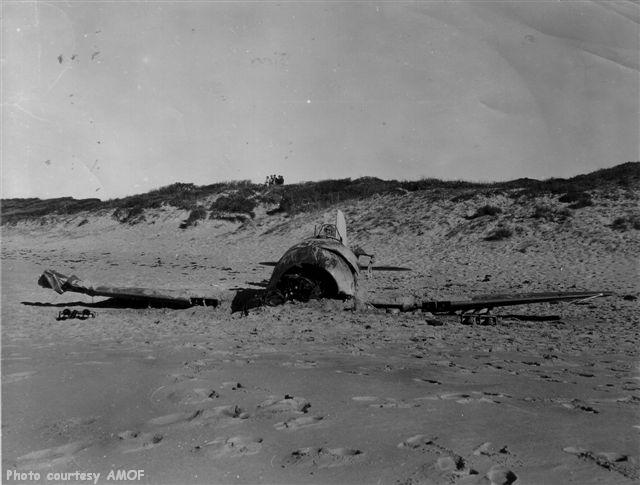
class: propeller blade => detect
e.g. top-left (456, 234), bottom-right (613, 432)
top-left (359, 265), bottom-right (412, 271)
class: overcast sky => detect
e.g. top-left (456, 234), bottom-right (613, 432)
top-left (2, 1), bottom-right (638, 200)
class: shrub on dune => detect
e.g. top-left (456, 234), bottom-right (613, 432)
top-left (209, 195), bottom-right (257, 218)
top-left (558, 191), bottom-right (593, 209)
top-left (484, 227), bottom-right (513, 241)
top-left (180, 206), bottom-right (208, 229)
top-left (610, 215), bottom-right (640, 231)
top-left (467, 205), bottom-right (502, 219)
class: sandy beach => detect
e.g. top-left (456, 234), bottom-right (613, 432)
top-left (2, 187), bottom-right (639, 484)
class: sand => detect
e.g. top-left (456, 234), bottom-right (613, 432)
top-left (2, 190), bottom-right (639, 484)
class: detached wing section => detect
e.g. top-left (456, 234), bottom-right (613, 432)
top-left (38, 269), bottom-right (220, 307)
top-left (371, 291), bottom-right (612, 313)
top-left (434, 291), bottom-right (613, 312)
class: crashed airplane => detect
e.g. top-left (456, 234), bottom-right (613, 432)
top-left (37, 210), bottom-right (611, 319)
top-left (264, 210), bottom-right (361, 304)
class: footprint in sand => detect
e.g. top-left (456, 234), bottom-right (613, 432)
top-left (281, 360), bottom-right (318, 369)
top-left (4, 371), bottom-right (36, 384)
top-left (281, 447), bottom-right (364, 469)
top-left (485, 464), bottom-right (518, 485)
top-left (563, 446), bottom-right (639, 480)
top-left (412, 391), bottom-right (510, 405)
top-left (397, 434), bottom-right (435, 450)
top-left (556, 398), bottom-right (599, 414)
top-left (274, 415), bottom-right (324, 431)
top-left (352, 396), bottom-right (378, 402)
top-left (193, 404), bottom-right (251, 424)
top-left (397, 435), bottom-right (518, 484)
top-left (167, 387), bottom-right (220, 405)
top-left (475, 392), bottom-right (513, 405)
top-left (355, 394), bottom-right (426, 408)
top-left (590, 395), bottom-right (639, 405)
top-left (335, 369), bottom-right (370, 376)
top-left (169, 373), bottom-right (199, 383)
top-left (413, 377), bottom-right (442, 385)
top-left (147, 405), bottom-right (248, 428)
top-left (41, 416), bottom-right (98, 441)
top-left (147, 409), bottom-right (204, 427)
top-left (369, 397), bottom-right (419, 409)
top-left (221, 381), bottom-right (245, 390)
top-left (534, 373), bottom-right (563, 383)
top-left (150, 382), bottom-right (221, 405)
top-left (116, 430), bottom-right (164, 453)
top-left (191, 435), bottom-right (263, 458)
top-left (438, 392), bottom-right (478, 404)
top-left (397, 435), bottom-right (457, 459)
top-left (257, 395), bottom-right (310, 414)
top-left (182, 359), bottom-right (215, 374)
top-left (473, 442), bottom-right (510, 457)
top-left (16, 440), bottom-right (93, 471)
top-left (471, 442), bottom-right (523, 469)
top-left (222, 358), bottom-right (256, 366)
top-left (397, 453), bottom-right (478, 484)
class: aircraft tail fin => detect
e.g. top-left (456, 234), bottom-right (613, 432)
top-left (336, 210), bottom-right (348, 247)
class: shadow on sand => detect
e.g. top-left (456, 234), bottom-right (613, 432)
top-left (21, 298), bottom-right (199, 310)
top-left (22, 288), bottom-right (267, 313)
top-left (22, 298), bottom-right (563, 321)
top-left (230, 288), bottom-right (276, 314)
